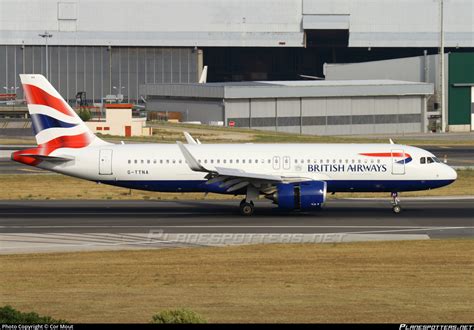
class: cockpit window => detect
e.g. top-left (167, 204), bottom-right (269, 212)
top-left (433, 157), bottom-right (441, 163)
top-left (427, 157), bottom-right (434, 164)
top-left (420, 157), bottom-right (426, 164)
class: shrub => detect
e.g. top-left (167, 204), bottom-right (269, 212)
top-left (78, 108), bottom-right (92, 121)
top-left (151, 309), bottom-right (207, 324)
top-left (0, 305), bottom-right (67, 324)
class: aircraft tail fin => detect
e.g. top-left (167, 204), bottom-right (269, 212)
top-left (19, 74), bottom-right (108, 149)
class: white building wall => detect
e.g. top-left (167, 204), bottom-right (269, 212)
top-left (0, 0), bottom-right (472, 47)
top-left (224, 95), bottom-right (426, 136)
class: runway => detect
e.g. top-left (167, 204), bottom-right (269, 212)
top-left (0, 199), bottom-right (472, 254)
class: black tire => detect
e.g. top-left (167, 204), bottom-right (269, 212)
top-left (392, 205), bottom-right (402, 214)
top-left (240, 202), bottom-right (255, 216)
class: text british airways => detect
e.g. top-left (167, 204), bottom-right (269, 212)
top-left (308, 164), bottom-right (388, 173)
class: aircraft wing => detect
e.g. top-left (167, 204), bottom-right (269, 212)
top-left (183, 132), bottom-right (201, 144)
top-left (177, 142), bottom-right (313, 193)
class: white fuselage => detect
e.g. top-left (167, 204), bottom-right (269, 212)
top-left (41, 143), bottom-right (457, 194)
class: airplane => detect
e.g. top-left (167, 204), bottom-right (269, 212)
top-left (12, 74), bottom-right (457, 216)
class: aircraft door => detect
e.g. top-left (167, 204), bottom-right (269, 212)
top-left (99, 149), bottom-right (113, 175)
top-left (391, 149), bottom-right (405, 175)
top-left (272, 156), bottom-right (281, 170)
top-left (283, 156), bottom-right (291, 170)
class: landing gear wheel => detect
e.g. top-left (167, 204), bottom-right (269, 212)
top-left (392, 204), bottom-right (402, 214)
top-left (240, 202), bottom-right (255, 216)
top-left (391, 192), bottom-right (401, 214)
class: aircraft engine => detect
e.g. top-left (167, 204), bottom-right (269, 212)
top-left (271, 181), bottom-right (327, 210)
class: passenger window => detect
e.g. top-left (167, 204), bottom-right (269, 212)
top-left (179, 160), bottom-right (182, 164)
top-left (420, 157), bottom-right (426, 164)
top-left (128, 160), bottom-right (131, 164)
top-left (242, 159), bottom-right (246, 164)
top-left (147, 160), bottom-right (150, 164)
top-left (160, 160), bottom-right (163, 164)
top-left (166, 160), bottom-right (169, 164)
top-left (153, 160), bottom-right (157, 164)
top-left (134, 160), bottom-right (137, 164)
top-left (236, 159), bottom-right (239, 164)
top-left (216, 159), bottom-right (220, 164)
top-left (230, 159), bottom-right (233, 164)
top-left (249, 159), bottom-right (252, 164)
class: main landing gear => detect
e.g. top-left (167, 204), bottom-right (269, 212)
top-left (240, 199), bottom-right (255, 216)
top-left (391, 192), bottom-right (402, 214)
top-left (239, 186), bottom-right (258, 216)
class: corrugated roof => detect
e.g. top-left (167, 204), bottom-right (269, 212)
top-left (141, 79), bottom-right (434, 99)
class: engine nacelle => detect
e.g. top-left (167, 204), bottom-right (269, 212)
top-left (274, 181), bottom-right (327, 210)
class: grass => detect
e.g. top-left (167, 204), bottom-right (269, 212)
top-left (0, 170), bottom-right (472, 200)
top-left (0, 240), bottom-right (472, 323)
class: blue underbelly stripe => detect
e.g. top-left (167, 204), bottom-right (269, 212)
top-left (99, 179), bottom-right (455, 193)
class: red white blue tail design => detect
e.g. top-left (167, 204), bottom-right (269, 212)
top-left (12, 74), bottom-right (108, 165)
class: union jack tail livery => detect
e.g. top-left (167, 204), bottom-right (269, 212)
top-left (13, 74), bottom-right (108, 165)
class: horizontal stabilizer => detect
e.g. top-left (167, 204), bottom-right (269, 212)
top-left (19, 154), bottom-right (74, 162)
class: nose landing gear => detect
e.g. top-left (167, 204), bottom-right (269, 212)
top-left (391, 192), bottom-right (402, 214)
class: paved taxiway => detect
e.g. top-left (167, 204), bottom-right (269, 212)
top-left (0, 199), bottom-right (472, 254)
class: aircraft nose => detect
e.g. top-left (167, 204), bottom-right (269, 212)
top-left (446, 166), bottom-right (457, 181)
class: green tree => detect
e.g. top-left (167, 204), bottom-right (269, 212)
top-left (0, 305), bottom-right (67, 324)
top-left (151, 308), bottom-right (207, 324)
top-left (78, 108), bottom-right (92, 121)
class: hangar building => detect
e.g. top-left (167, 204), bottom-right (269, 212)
top-left (0, 0), bottom-right (473, 105)
top-left (325, 52), bottom-right (474, 132)
top-left (141, 80), bottom-right (434, 135)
